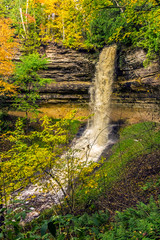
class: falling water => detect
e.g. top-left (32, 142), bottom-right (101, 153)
top-left (73, 45), bottom-right (117, 162)
top-left (15, 45), bottom-right (117, 218)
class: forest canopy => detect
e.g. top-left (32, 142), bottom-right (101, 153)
top-left (0, 0), bottom-right (160, 58)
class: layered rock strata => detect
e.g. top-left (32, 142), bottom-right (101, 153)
top-left (39, 43), bottom-right (95, 103)
top-left (38, 44), bottom-right (160, 122)
top-left (111, 48), bottom-right (160, 123)
top-left (13, 44), bottom-right (160, 122)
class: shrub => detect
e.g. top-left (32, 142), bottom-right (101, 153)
top-left (47, 210), bottom-right (110, 239)
top-left (99, 196), bottom-right (160, 240)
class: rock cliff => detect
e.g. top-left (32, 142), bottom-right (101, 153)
top-left (39, 43), bottom-right (95, 103)
top-left (111, 47), bottom-right (160, 123)
top-left (38, 44), bottom-right (159, 122)
top-left (13, 43), bottom-right (159, 122)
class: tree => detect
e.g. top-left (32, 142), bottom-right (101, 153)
top-left (0, 17), bottom-right (18, 111)
top-left (36, 0), bottom-right (85, 48)
top-left (0, 18), bottom-right (19, 230)
top-left (1, 0), bottom-right (159, 55)
top-left (0, 0), bottom-right (45, 53)
top-left (12, 53), bottom-right (51, 118)
top-left (0, 114), bottom-right (82, 211)
top-left (87, 0), bottom-right (160, 57)
top-left (18, 0), bottom-right (45, 53)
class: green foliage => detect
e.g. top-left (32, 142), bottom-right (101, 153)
top-left (74, 122), bottom-right (160, 207)
top-left (87, 8), bottom-right (122, 48)
top-left (99, 196), bottom-right (160, 240)
top-left (49, 197), bottom-right (160, 240)
top-left (46, 197), bottom-right (160, 239)
top-left (0, 203), bottom-right (27, 240)
top-left (141, 177), bottom-right (160, 191)
top-left (0, 117), bottom-right (159, 239)
top-left (47, 210), bottom-right (110, 239)
top-left (20, 1), bottom-right (45, 53)
top-left (86, 0), bottom-right (160, 57)
top-left (0, 200), bottom-right (50, 240)
top-left (1, 0), bottom-right (160, 57)
top-left (12, 53), bottom-right (51, 117)
top-left (0, 113), bottom-right (82, 210)
top-left (1, 196), bottom-right (159, 239)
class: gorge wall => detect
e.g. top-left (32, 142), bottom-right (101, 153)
top-left (38, 43), bottom-right (159, 123)
top-left (111, 47), bottom-right (160, 123)
top-left (39, 43), bottom-right (95, 104)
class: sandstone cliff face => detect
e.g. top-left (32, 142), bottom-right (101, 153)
top-left (39, 43), bottom-right (95, 103)
top-left (115, 47), bottom-right (159, 90)
top-left (111, 47), bottom-right (160, 123)
top-left (38, 44), bottom-right (159, 122)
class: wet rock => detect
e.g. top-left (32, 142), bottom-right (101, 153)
top-left (25, 211), bottom-right (40, 222)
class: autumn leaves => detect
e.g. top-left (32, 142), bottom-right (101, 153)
top-left (0, 18), bottom-right (18, 97)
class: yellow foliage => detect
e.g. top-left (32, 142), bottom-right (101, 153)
top-left (0, 80), bottom-right (17, 96)
top-left (0, 18), bottom-right (18, 76)
top-left (0, 18), bottom-right (19, 96)
top-left (35, 0), bottom-right (99, 48)
top-left (0, 116), bottom-right (78, 203)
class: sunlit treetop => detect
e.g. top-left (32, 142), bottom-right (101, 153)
top-left (0, 18), bottom-right (17, 76)
top-left (0, 18), bottom-right (18, 96)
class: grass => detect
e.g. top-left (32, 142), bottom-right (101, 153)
top-left (74, 121), bottom-right (160, 208)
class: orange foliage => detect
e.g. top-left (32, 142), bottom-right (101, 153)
top-left (24, 13), bottom-right (36, 23)
top-left (0, 80), bottom-right (17, 96)
top-left (0, 18), bottom-right (19, 96)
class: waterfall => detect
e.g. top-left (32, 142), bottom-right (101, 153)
top-left (73, 45), bottom-right (117, 162)
top-left (15, 45), bottom-right (117, 218)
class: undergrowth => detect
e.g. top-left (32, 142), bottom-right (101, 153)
top-left (0, 121), bottom-right (159, 239)
top-left (1, 196), bottom-right (159, 239)
top-left (99, 196), bottom-right (160, 240)
top-left (74, 122), bottom-right (160, 208)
